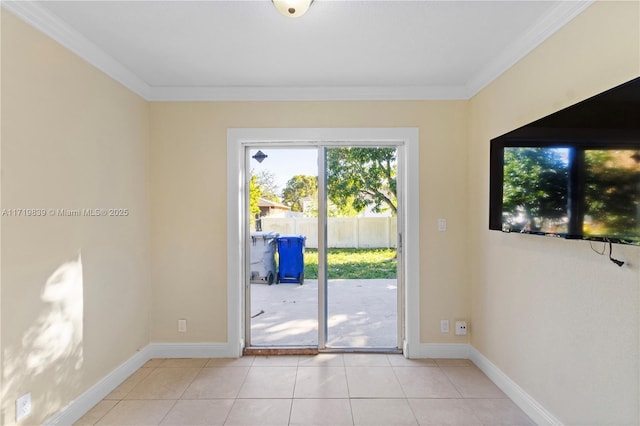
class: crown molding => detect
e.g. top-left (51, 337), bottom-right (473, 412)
top-left (1, 0), bottom-right (152, 99)
top-left (465, 0), bottom-right (595, 98)
top-left (3, 0), bottom-right (594, 102)
top-left (147, 85), bottom-right (469, 102)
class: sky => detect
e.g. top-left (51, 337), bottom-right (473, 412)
top-left (249, 148), bottom-right (318, 193)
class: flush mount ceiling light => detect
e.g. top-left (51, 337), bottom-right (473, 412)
top-left (272, 0), bottom-right (313, 18)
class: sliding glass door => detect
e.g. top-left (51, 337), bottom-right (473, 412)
top-left (245, 144), bottom-right (403, 350)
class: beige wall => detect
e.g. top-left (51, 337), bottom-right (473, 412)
top-left (468, 1), bottom-right (640, 424)
top-left (3, 0), bottom-right (640, 424)
top-left (1, 11), bottom-right (151, 425)
top-left (149, 101), bottom-right (470, 344)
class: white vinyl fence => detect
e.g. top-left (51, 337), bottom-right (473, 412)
top-left (259, 217), bottom-right (397, 249)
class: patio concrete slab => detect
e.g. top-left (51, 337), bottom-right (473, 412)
top-left (250, 279), bottom-right (397, 348)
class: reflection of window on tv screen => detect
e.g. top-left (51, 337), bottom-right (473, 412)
top-left (502, 147), bottom-right (569, 234)
top-left (490, 76), bottom-right (640, 245)
top-left (500, 147), bottom-right (640, 243)
top-left (584, 150), bottom-right (640, 239)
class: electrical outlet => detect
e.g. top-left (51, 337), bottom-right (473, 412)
top-left (178, 319), bottom-right (187, 332)
top-left (16, 393), bottom-right (31, 422)
top-left (455, 321), bottom-right (468, 336)
top-left (440, 319), bottom-right (449, 333)
top-left (437, 218), bottom-right (447, 232)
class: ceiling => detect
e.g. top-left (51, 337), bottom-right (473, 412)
top-left (4, 0), bottom-right (594, 101)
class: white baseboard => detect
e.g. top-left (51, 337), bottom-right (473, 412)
top-left (408, 342), bottom-right (471, 359)
top-left (469, 346), bottom-right (563, 426)
top-left (44, 342), bottom-right (237, 425)
top-left (44, 346), bottom-right (151, 425)
top-left (148, 342), bottom-right (239, 358)
top-left (45, 342), bottom-right (560, 426)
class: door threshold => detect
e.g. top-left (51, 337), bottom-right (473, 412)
top-left (243, 346), bottom-right (402, 356)
top-left (321, 347), bottom-right (402, 354)
top-left (243, 347), bottom-right (319, 356)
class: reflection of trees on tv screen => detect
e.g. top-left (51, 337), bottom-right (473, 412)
top-left (584, 150), bottom-right (640, 238)
top-left (502, 147), bottom-right (568, 232)
top-left (502, 147), bottom-right (640, 240)
top-left (490, 77), bottom-right (640, 245)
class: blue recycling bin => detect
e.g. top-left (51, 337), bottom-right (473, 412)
top-left (276, 235), bottom-right (306, 284)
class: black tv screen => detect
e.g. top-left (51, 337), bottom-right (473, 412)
top-left (489, 77), bottom-right (640, 246)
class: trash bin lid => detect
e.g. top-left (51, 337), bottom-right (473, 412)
top-left (251, 232), bottom-right (279, 244)
top-left (251, 231), bottom-right (279, 239)
top-left (277, 234), bottom-right (305, 241)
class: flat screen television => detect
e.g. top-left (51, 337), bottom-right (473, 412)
top-left (489, 77), bottom-right (640, 246)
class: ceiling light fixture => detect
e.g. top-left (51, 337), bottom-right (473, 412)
top-left (272, 0), bottom-right (313, 18)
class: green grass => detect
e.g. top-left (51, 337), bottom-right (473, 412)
top-left (303, 248), bottom-right (397, 279)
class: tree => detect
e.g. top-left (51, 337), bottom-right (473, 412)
top-left (326, 147), bottom-right (397, 215)
top-left (584, 149), bottom-right (640, 236)
top-left (282, 175), bottom-right (317, 212)
top-left (249, 175), bottom-right (262, 218)
top-left (254, 170), bottom-right (280, 202)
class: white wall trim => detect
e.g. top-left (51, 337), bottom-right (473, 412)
top-left (3, 0), bottom-right (593, 102)
top-left (408, 343), bottom-right (471, 359)
top-left (43, 341), bottom-right (561, 425)
top-left (469, 346), bottom-right (563, 426)
top-left (43, 342), bottom-right (241, 425)
top-left (465, 0), bottom-right (595, 97)
top-left (1, 0), bottom-right (152, 99)
top-left (147, 85), bottom-right (468, 102)
top-left (147, 342), bottom-right (238, 359)
top-left (44, 346), bottom-right (151, 425)
top-left (227, 128), bottom-right (420, 352)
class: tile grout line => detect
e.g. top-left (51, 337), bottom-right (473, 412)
top-left (437, 364), bottom-right (465, 399)
top-left (88, 364), bottom-right (161, 425)
top-left (437, 363), bottom-right (494, 425)
top-left (388, 360), bottom-right (421, 425)
top-left (341, 361), bottom-right (356, 426)
top-left (221, 356), bottom-right (255, 425)
top-left (156, 360), bottom-right (208, 425)
top-left (91, 400), bottom-right (121, 426)
top-left (288, 358), bottom-right (301, 426)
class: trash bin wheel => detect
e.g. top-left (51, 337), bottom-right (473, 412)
top-left (267, 272), bottom-right (274, 285)
top-left (298, 272), bottom-right (304, 285)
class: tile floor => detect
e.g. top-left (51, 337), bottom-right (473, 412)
top-left (74, 354), bottom-right (535, 426)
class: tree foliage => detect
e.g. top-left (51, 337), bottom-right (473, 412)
top-left (584, 150), bottom-right (640, 236)
top-left (502, 148), bottom-right (568, 231)
top-left (282, 175), bottom-right (317, 212)
top-left (254, 170), bottom-right (280, 202)
top-left (326, 147), bottom-right (397, 215)
top-left (249, 175), bottom-right (262, 218)
top-left (503, 148), bottom-right (640, 237)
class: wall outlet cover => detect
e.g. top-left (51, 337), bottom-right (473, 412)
top-left (16, 393), bottom-right (31, 422)
top-left (455, 321), bottom-right (468, 336)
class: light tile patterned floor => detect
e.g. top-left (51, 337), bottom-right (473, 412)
top-left (74, 354), bottom-right (535, 426)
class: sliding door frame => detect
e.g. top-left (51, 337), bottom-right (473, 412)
top-left (227, 128), bottom-right (420, 356)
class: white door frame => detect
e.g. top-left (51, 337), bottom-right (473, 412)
top-left (227, 128), bottom-right (420, 357)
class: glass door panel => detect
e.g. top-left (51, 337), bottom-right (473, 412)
top-left (324, 146), bottom-right (399, 348)
top-left (247, 147), bottom-right (318, 347)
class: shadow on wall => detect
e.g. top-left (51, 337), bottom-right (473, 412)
top-left (2, 254), bottom-right (84, 424)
